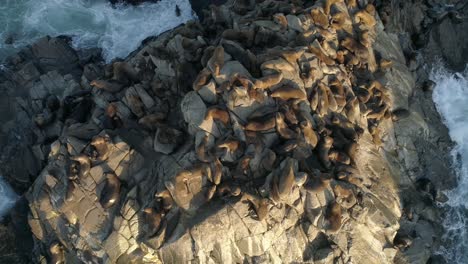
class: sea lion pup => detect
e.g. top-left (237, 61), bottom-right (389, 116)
top-left (242, 193), bottom-right (269, 221)
top-left (99, 173), bottom-right (121, 209)
top-left (70, 155), bottom-right (91, 178)
top-left (90, 136), bottom-right (110, 161)
top-left (90, 79), bottom-right (124, 93)
top-left (324, 0), bottom-right (342, 15)
top-left (205, 107), bottom-right (231, 126)
top-left (207, 46), bottom-right (224, 76)
top-left (276, 112), bottom-right (297, 139)
top-left (300, 119), bottom-right (319, 149)
top-left (193, 68), bottom-right (212, 91)
top-left (393, 232), bottom-right (413, 250)
top-left (113, 61), bottom-right (139, 83)
top-left (155, 189), bottom-right (174, 211)
top-left (354, 9), bottom-right (377, 28)
top-left (355, 86), bottom-right (371, 103)
top-left (231, 73), bottom-right (255, 89)
top-left (261, 149), bottom-right (277, 171)
top-left (49, 242), bottom-right (65, 264)
top-left (271, 85), bottom-right (307, 101)
top-left (318, 136), bottom-right (334, 169)
top-left (254, 70), bottom-right (283, 90)
top-left (245, 115), bottom-right (276, 131)
top-left (391, 108), bottom-right (410, 121)
top-left (325, 201), bottom-right (342, 231)
top-left (141, 207), bottom-right (165, 238)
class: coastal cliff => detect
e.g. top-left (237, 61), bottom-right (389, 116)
top-left (0, 0), bottom-right (465, 263)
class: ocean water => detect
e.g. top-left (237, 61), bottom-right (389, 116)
top-left (0, 0), bottom-right (195, 62)
top-left (431, 66), bottom-right (468, 263)
top-left (0, 176), bottom-right (18, 220)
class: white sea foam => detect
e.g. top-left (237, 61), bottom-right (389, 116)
top-left (0, 176), bottom-right (18, 220)
top-left (0, 0), bottom-right (195, 62)
top-left (431, 65), bottom-right (468, 263)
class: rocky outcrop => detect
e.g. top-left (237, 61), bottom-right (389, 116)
top-left (0, 0), bottom-right (459, 263)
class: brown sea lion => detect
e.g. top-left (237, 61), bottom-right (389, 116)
top-left (142, 207), bottom-right (165, 238)
top-left (113, 61), bottom-right (139, 83)
top-left (49, 242), bottom-right (65, 264)
top-left (318, 136), bottom-right (334, 169)
top-left (276, 112), bottom-right (297, 139)
top-left (273, 13), bottom-right (288, 30)
top-left (254, 71), bottom-right (283, 90)
top-left (271, 85), bottom-right (307, 101)
top-left (155, 189), bottom-right (174, 211)
top-left (70, 155), bottom-right (91, 178)
top-left (277, 158), bottom-right (296, 200)
top-left (354, 9), bottom-right (377, 28)
top-left (138, 113), bottom-right (166, 131)
top-left (217, 182), bottom-right (242, 197)
top-left (205, 107), bottom-right (231, 126)
top-left (207, 46), bottom-right (224, 76)
top-left (193, 68), bottom-right (212, 91)
top-left (90, 136), bottom-right (111, 160)
top-left (245, 115), bottom-right (276, 131)
top-left (242, 193), bottom-right (269, 221)
top-left (391, 108), bottom-right (410, 121)
top-left (196, 134), bottom-right (214, 163)
top-left (325, 202), bottom-right (342, 231)
top-left (99, 173), bottom-right (121, 209)
top-left (300, 120), bottom-right (319, 149)
top-left (90, 80), bottom-right (124, 93)
top-left (206, 184), bottom-right (217, 201)
top-left (324, 0), bottom-right (342, 15)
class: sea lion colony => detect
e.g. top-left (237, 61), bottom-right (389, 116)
top-left (26, 0), bottom-right (402, 261)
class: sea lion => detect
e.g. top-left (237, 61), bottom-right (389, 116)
top-left (90, 80), bottom-right (124, 93)
top-left (325, 202), bottom-right (342, 231)
top-left (308, 42), bottom-right (335, 65)
top-left (317, 83), bottom-right (330, 116)
top-left (273, 13), bottom-right (288, 30)
top-left (393, 233), bottom-right (412, 250)
top-left (90, 136), bottom-right (111, 161)
top-left (300, 120), bottom-right (319, 149)
top-left (276, 158), bottom-right (296, 200)
top-left (206, 184), bottom-right (217, 201)
top-left (379, 58), bottom-right (393, 70)
top-left (196, 134), bottom-right (214, 163)
top-left (304, 170), bottom-right (332, 192)
top-left (261, 149), bottom-right (277, 171)
top-left (242, 193), bottom-right (269, 221)
top-left (310, 8), bottom-right (330, 28)
top-left (354, 9), bottom-right (377, 28)
top-left (210, 158), bottom-right (223, 185)
top-left (324, 0), bottom-right (342, 15)
top-left (271, 85), bottom-right (307, 101)
top-left (366, 104), bottom-right (389, 120)
top-left (276, 112), bottom-right (297, 139)
top-left (138, 113), bottom-right (166, 131)
top-left (155, 189), bottom-right (174, 211)
top-left (205, 107), bottom-right (230, 126)
top-left (295, 172), bottom-right (308, 187)
top-left (207, 46), bottom-right (224, 76)
top-left (254, 71), bottom-right (283, 90)
top-left (261, 58), bottom-right (296, 72)
top-left (70, 155), bottom-right (91, 178)
top-left (391, 108), bottom-right (410, 121)
top-left (175, 5), bottom-right (181, 17)
top-left (193, 68), bottom-right (212, 91)
top-left (333, 183), bottom-right (356, 209)
top-left (245, 115), bottom-right (276, 131)
top-left (142, 207), bottom-right (165, 238)
top-left (99, 173), bottom-right (121, 209)
top-left (217, 182), bottom-right (242, 197)
top-left (113, 61), bottom-right (139, 83)
top-left (49, 242), bottom-right (65, 264)
top-left (318, 136), bottom-right (334, 169)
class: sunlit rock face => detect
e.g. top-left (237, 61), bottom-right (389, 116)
top-left (13, 0), bottom-right (456, 263)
